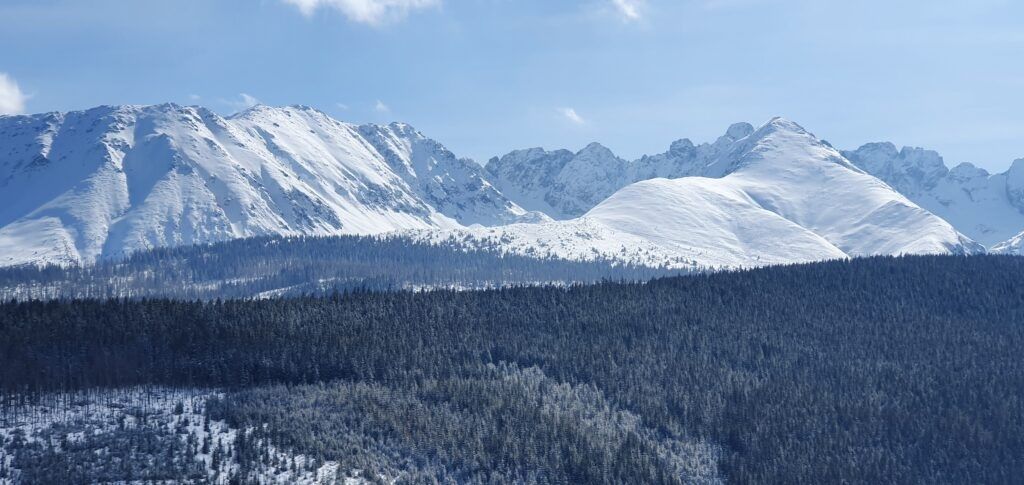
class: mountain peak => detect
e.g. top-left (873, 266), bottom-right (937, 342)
top-left (575, 142), bottom-right (622, 162)
top-left (725, 122), bottom-right (755, 140)
top-left (759, 117), bottom-right (808, 135)
top-left (285, 104), bottom-right (331, 116)
top-left (0, 102), bottom-right (531, 266)
top-left (854, 141), bottom-right (900, 159)
top-left (948, 162), bottom-right (989, 179)
top-left (579, 141), bottom-right (611, 153)
top-left (668, 138), bottom-right (695, 155)
top-left (0, 104), bottom-right (994, 269)
top-left (358, 121), bottom-right (423, 140)
top-left (386, 121), bottom-right (422, 137)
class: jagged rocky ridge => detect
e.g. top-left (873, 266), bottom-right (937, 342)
top-left (843, 143), bottom-right (1024, 248)
top-left (485, 122), bottom-right (757, 219)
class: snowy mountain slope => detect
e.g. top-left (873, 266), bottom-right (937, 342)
top-left (0, 104), bottom-right (527, 266)
top-left (410, 217), bottom-right (709, 270)
top-left (488, 119), bottom-right (1018, 255)
top-left (357, 122), bottom-right (541, 226)
top-left (437, 118), bottom-right (982, 269)
top-left (991, 230), bottom-right (1024, 255)
top-left (843, 143), bottom-right (1024, 247)
top-left (585, 176), bottom-right (846, 264)
top-left (484, 122), bottom-right (755, 219)
top-left (485, 143), bottom-right (633, 219)
top-left (0, 104), bottom-right (995, 271)
top-left (712, 119), bottom-right (981, 257)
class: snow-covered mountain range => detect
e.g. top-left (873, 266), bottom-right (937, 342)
top-left (0, 104), bottom-right (531, 266)
top-left (453, 118), bottom-right (982, 269)
top-left (842, 143), bottom-right (1024, 249)
top-left (0, 103), bottom-right (1018, 269)
top-left (485, 122), bottom-right (756, 219)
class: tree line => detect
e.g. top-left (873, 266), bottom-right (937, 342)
top-left (0, 234), bottom-right (689, 300)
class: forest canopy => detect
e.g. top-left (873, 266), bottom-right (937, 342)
top-left (2, 255), bottom-right (1023, 483)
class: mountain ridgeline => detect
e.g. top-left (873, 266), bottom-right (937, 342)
top-left (843, 143), bottom-right (1024, 246)
top-left (0, 104), bottom-right (534, 267)
top-left (2, 104), bottom-right (1022, 274)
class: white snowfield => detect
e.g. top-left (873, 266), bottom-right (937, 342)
top-left (0, 104), bottom-right (1012, 270)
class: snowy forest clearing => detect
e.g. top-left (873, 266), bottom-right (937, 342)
top-left (0, 388), bottom-right (369, 484)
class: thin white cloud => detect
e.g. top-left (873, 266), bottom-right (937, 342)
top-left (374, 100), bottom-right (391, 113)
top-left (558, 107), bottom-right (586, 125)
top-left (336, 102), bottom-right (350, 110)
top-left (188, 94), bottom-right (202, 102)
top-left (0, 73), bottom-right (28, 115)
top-left (239, 93), bottom-right (261, 107)
top-left (221, 93), bottom-right (262, 113)
top-left (283, 0), bottom-right (440, 26)
top-left (611, 0), bottom-right (643, 20)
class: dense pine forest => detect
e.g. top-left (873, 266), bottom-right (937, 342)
top-left (2, 255), bottom-right (1023, 483)
top-left (0, 235), bottom-right (686, 300)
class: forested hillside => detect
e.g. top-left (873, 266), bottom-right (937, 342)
top-left (0, 235), bottom-right (682, 300)
top-left (2, 255), bottom-right (1023, 483)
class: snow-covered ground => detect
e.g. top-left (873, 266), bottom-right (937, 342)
top-left (0, 388), bottom-right (376, 484)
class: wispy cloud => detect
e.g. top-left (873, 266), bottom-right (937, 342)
top-left (282, 0), bottom-right (440, 26)
top-left (611, 0), bottom-right (643, 20)
top-left (0, 73), bottom-right (28, 115)
top-left (240, 93), bottom-right (261, 107)
top-left (374, 100), bottom-right (391, 113)
top-left (558, 107), bottom-right (586, 125)
top-left (222, 93), bottom-right (262, 113)
top-left (336, 102), bottom-right (350, 110)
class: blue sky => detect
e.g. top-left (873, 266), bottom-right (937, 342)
top-left (1, 0), bottom-right (1022, 170)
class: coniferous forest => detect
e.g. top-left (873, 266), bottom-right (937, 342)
top-left (1, 255), bottom-right (1023, 483)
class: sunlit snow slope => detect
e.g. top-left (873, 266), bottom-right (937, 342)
top-left (0, 105), bottom-right (993, 270)
top-left (0, 104), bottom-right (528, 266)
top-left (844, 143), bottom-right (1024, 248)
top-left (452, 118), bottom-right (982, 269)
